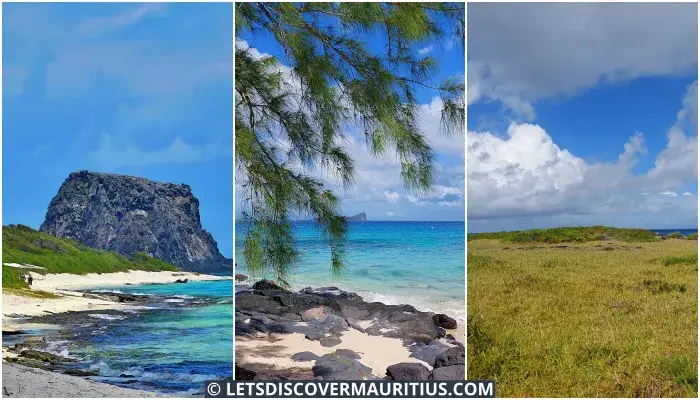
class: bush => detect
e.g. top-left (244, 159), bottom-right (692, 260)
top-left (666, 232), bottom-right (684, 239)
top-left (686, 232), bottom-right (698, 240)
top-left (468, 226), bottom-right (657, 244)
top-left (2, 225), bottom-right (178, 281)
top-left (2, 266), bottom-right (29, 289)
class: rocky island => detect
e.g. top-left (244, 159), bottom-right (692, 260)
top-left (40, 170), bottom-right (231, 273)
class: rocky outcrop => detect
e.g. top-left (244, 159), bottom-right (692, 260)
top-left (40, 170), bottom-right (231, 272)
top-left (236, 281), bottom-right (463, 381)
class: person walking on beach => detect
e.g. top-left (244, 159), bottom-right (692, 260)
top-left (27, 275), bottom-right (33, 286)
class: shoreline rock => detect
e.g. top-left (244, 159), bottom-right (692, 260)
top-left (236, 280), bottom-right (463, 381)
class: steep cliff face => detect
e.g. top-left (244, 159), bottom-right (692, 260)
top-left (40, 170), bottom-right (231, 273)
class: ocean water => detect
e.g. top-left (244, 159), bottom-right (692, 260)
top-left (235, 221), bottom-right (465, 330)
top-left (651, 228), bottom-right (698, 236)
top-left (51, 280), bottom-right (233, 396)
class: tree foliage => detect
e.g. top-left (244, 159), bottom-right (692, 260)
top-left (235, 2), bottom-right (464, 285)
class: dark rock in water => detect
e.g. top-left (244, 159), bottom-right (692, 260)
top-left (39, 170), bottom-right (231, 272)
top-left (430, 365), bottom-right (465, 380)
top-left (20, 349), bottom-right (71, 363)
top-left (82, 292), bottom-right (147, 303)
top-left (235, 364), bottom-right (257, 380)
top-left (334, 349), bottom-right (361, 359)
top-left (63, 369), bottom-right (97, 377)
top-left (291, 351), bottom-right (319, 362)
top-left (432, 314), bottom-right (457, 329)
top-left (313, 353), bottom-right (376, 380)
top-left (174, 278), bottom-right (189, 284)
top-left (252, 280), bottom-right (286, 291)
top-left (2, 330), bottom-right (24, 336)
top-left (320, 335), bottom-right (342, 347)
top-left (235, 274), bottom-right (248, 282)
top-left (434, 347), bottom-right (464, 368)
top-left (386, 363), bottom-right (431, 380)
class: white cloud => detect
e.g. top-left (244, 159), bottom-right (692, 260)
top-left (235, 43), bottom-right (465, 220)
top-left (386, 211), bottom-right (396, 217)
top-left (77, 3), bottom-right (166, 35)
top-left (468, 3), bottom-right (698, 119)
top-left (468, 102), bottom-right (697, 222)
top-left (418, 45), bottom-right (433, 56)
top-left (683, 192), bottom-right (694, 196)
top-left (384, 191), bottom-right (400, 203)
top-left (468, 79), bottom-right (697, 222)
top-left (90, 133), bottom-right (230, 171)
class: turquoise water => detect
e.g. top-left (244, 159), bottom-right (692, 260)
top-left (60, 280), bottom-right (232, 395)
top-left (236, 221), bottom-right (465, 325)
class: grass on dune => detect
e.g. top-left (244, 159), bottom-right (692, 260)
top-left (467, 236), bottom-right (698, 397)
top-left (467, 226), bottom-right (659, 244)
top-left (2, 224), bottom-right (178, 288)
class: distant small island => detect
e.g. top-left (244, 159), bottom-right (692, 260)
top-left (347, 212), bottom-right (367, 222)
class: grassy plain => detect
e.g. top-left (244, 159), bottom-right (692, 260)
top-left (467, 231), bottom-right (698, 397)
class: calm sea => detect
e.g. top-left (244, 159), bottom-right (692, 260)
top-left (235, 221), bottom-right (466, 330)
top-left (47, 280), bottom-right (233, 396)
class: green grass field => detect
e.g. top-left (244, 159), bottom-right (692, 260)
top-left (467, 230), bottom-right (698, 397)
top-left (2, 224), bottom-right (178, 289)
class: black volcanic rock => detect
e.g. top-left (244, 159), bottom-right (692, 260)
top-left (40, 170), bottom-right (231, 272)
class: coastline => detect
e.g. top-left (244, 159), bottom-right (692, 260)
top-left (2, 361), bottom-right (160, 398)
top-left (2, 270), bottom-right (231, 397)
top-left (235, 280), bottom-right (465, 380)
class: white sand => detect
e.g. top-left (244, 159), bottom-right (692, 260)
top-left (236, 330), bottom-right (435, 379)
top-left (2, 270), bottom-right (228, 319)
top-left (2, 362), bottom-right (160, 397)
top-left (32, 270), bottom-right (228, 291)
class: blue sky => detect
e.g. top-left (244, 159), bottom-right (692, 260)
top-left (235, 8), bottom-right (465, 221)
top-left (467, 3), bottom-right (698, 232)
top-left (2, 3), bottom-right (233, 256)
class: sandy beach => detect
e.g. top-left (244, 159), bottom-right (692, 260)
top-left (2, 361), bottom-right (160, 397)
top-left (2, 269), bottom-right (230, 397)
top-left (235, 282), bottom-right (465, 380)
top-left (236, 329), bottom-right (442, 378)
top-left (3, 270), bottom-right (229, 319)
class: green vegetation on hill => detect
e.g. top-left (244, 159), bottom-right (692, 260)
top-left (2, 225), bottom-right (178, 283)
top-left (2, 265), bottom-right (29, 289)
top-left (468, 226), bottom-right (658, 244)
top-left (687, 232), bottom-right (698, 240)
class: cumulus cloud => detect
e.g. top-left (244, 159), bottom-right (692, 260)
top-left (235, 41), bottom-right (465, 220)
top-left (467, 3), bottom-right (698, 118)
top-left (468, 81), bottom-right (698, 223)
